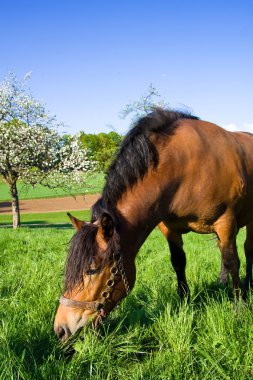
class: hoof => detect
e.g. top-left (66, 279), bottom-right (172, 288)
top-left (243, 278), bottom-right (253, 290)
top-left (178, 286), bottom-right (190, 301)
top-left (218, 276), bottom-right (229, 286)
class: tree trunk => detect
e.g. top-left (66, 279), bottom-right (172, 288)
top-left (10, 181), bottom-right (20, 229)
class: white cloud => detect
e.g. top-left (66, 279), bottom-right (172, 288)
top-left (222, 123), bottom-right (253, 133)
top-left (244, 123), bottom-right (253, 133)
top-left (222, 123), bottom-right (238, 132)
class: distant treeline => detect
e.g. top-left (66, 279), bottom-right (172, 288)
top-left (79, 131), bottom-right (123, 171)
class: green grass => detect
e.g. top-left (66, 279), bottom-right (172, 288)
top-left (0, 210), bottom-right (91, 227)
top-left (0, 172), bottom-right (104, 201)
top-left (1, 227), bottom-right (253, 379)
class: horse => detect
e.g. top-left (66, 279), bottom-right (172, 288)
top-left (54, 109), bottom-right (253, 342)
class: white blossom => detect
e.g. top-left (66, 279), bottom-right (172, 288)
top-left (0, 72), bottom-right (94, 227)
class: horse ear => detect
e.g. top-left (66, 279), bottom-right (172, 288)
top-left (67, 212), bottom-right (85, 230)
top-left (100, 212), bottom-right (114, 241)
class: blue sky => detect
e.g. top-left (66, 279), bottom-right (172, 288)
top-left (1, 0), bottom-right (253, 134)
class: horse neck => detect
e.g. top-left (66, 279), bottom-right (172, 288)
top-left (115, 191), bottom-right (160, 258)
top-left (107, 198), bottom-right (158, 292)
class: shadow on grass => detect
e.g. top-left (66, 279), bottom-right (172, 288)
top-left (0, 201), bottom-right (11, 209)
top-left (0, 221), bottom-right (73, 229)
top-left (99, 279), bottom-right (238, 337)
top-left (8, 329), bottom-right (64, 380)
top-left (192, 279), bottom-right (234, 304)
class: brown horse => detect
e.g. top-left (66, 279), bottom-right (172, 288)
top-left (54, 109), bottom-right (253, 341)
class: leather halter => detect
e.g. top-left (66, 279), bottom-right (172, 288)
top-left (59, 251), bottom-right (130, 318)
top-left (59, 296), bottom-right (102, 311)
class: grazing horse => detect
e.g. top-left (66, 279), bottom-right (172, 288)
top-left (54, 109), bottom-right (253, 341)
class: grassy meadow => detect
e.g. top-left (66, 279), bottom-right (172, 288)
top-left (1, 226), bottom-right (253, 379)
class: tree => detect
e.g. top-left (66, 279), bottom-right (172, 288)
top-left (0, 72), bottom-right (92, 228)
top-left (80, 131), bottom-right (122, 171)
top-left (79, 86), bottom-right (166, 171)
top-left (79, 86), bottom-right (167, 172)
top-left (119, 84), bottom-right (169, 125)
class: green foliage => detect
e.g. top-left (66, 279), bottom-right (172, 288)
top-left (1, 227), bottom-right (253, 379)
top-left (80, 131), bottom-right (122, 171)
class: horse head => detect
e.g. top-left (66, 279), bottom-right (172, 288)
top-left (54, 212), bottom-right (130, 342)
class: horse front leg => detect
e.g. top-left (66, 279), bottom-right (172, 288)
top-left (158, 223), bottom-right (190, 300)
top-left (219, 259), bottom-right (230, 285)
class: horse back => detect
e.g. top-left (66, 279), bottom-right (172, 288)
top-left (154, 119), bottom-right (253, 231)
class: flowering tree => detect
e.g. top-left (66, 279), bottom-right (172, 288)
top-left (0, 73), bottom-right (92, 228)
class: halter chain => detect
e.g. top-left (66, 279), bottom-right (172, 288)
top-left (59, 251), bottom-right (130, 317)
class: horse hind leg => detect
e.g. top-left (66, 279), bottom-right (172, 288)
top-left (243, 222), bottom-right (253, 290)
top-left (158, 223), bottom-right (190, 300)
top-left (214, 212), bottom-right (242, 302)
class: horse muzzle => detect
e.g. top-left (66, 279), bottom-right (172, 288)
top-left (54, 302), bottom-right (98, 342)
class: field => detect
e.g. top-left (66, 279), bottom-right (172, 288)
top-left (1, 226), bottom-right (253, 380)
top-left (0, 210), bottom-right (91, 227)
top-left (0, 172), bottom-right (102, 227)
top-left (0, 173), bottom-right (104, 201)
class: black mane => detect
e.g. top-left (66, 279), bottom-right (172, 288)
top-left (101, 109), bottom-right (199, 209)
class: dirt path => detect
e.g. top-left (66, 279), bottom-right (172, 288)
top-left (0, 194), bottom-right (100, 214)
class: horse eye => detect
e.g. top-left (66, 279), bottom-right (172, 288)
top-left (86, 268), bottom-right (99, 275)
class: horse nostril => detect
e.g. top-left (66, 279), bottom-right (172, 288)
top-left (57, 326), bottom-right (67, 340)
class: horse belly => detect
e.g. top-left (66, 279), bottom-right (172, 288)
top-left (236, 199), bottom-right (253, 227)
top-left (164, 214), bottom-right (215, 235)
